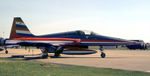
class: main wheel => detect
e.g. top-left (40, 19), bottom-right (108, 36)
top-left (54, 50), bottom-right (63, 57)
top-left (101, 52), bottom-right (106, 58)
top-left (41, 55), bottom-right (48, 59)
top-left (54, 53), bottom-right (61, 57)
top-left (5, 50), bottom-right (8, 54)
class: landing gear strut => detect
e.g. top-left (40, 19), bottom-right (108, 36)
top-left (100, 46), bottom-right (106, 58)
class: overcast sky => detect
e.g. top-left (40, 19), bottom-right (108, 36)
top-left (0, 0), bottom-right (150, 42)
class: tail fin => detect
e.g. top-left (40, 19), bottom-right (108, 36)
top-left (9, 17), bottom-right (34, 39)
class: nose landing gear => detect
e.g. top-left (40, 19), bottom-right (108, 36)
top-left (4, 47), bottom-right (8, 54)
top-left (100, 46), bottom-right (106, 58)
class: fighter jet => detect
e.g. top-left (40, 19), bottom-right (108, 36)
top-left (4, 17), bottom-right (137, 58)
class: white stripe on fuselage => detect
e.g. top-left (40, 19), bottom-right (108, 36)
top-left (5, 40), bottom-right (74, 45)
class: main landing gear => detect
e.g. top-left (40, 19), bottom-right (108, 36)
top-left (54, 50), bottom-right (63, 57)
top-left (41, 46), bottom-right (64, 58)
top-left (100, 46), bottom-right (106, 58)
top-left (41, 48), bottom-right (49, 58)
top-left (54, 46), bottom-right (64, 57)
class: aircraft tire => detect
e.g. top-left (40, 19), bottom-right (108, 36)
top-left (101, 52), bottom-right (106, 58)
top-left (54, 53), bottom-right (60, 57)
top-left (41, 55), bottom-right (48, 59)
top-left (54, 50), bottom-right (63, 57)
top-left (5, 50), bottom-right (8, 54)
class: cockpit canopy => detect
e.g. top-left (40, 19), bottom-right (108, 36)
top-left (39, 30), bottom-right (99, 38)
top-left (75, 30), bottom-right (98, 35)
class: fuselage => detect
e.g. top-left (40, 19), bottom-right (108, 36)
top-left (17, 30), bottom-right (133, 46)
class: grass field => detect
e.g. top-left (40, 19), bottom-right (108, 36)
top-left (0, 58), bottom-right (150, 76)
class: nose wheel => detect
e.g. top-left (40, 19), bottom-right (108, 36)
top-left (5, 50), bottom-right (8, 54)
top-left (101, 52), bottom-right (106, 58)
top-left (100, 46), bottom-right (106, 58)
top-left (4, 47), bottom-right (8, 54)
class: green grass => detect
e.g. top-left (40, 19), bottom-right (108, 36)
top-left (0, 58), bottom-right (150, 76)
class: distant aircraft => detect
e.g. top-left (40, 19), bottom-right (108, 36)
top-left (4, 17), bottom-right (137, 58)
top-left (126, 40), bottom-right (147, 50)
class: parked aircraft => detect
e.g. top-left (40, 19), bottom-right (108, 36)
top-left (4, 17), bottom-right (137, 58)
top-left (126, 40), bottom-right (147, 50)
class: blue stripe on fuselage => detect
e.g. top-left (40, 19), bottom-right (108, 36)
top-left (5, 43), bottom-right (18, 45)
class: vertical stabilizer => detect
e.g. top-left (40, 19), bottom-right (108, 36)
top-left (9, 17), bottom-right (34, 39)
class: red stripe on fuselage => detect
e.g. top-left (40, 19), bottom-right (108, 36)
top-left (12, 37), bottom-right (80, 41)
top-left (11, 37), bottom-right (133, 43)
